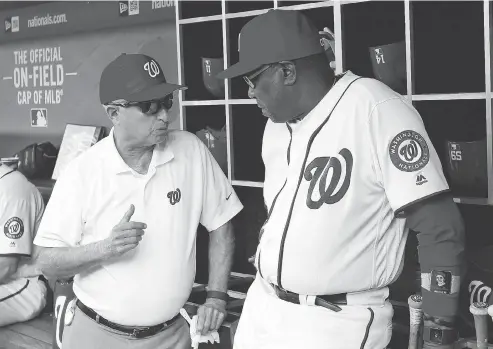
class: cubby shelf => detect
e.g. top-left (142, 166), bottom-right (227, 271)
top-left (412, 93), bottom-right (487, 101)
top-left (179, 15), bottom-right (222, 24)
top-left (175, 0), bottom-right (493, 206)
top-left (181, 100), bottom-right (227, 106)
top-left (454, 197), bottom-right (490, 205)
top-left (232, 180), bottom-right (264, 188)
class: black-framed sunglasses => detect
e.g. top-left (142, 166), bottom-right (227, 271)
top-left (243, 64), bottom-right (272, 89)
top-left (109, 95), bottom-right (174, 115)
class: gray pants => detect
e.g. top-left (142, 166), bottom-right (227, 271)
top-left (62, 307), bottom-right (191, 349)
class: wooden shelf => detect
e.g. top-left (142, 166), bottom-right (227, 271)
top-left (454, 197), bottom-right (490, 205)
top-left (179, 15), bottom-right (222, 24)
top-left (182, 100), bottom-right (227, 106)
top-left (412, 93), bottom-right (487, 101)
top-left (232, 181), bottom-right (263, 188)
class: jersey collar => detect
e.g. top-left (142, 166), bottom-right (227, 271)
top-left (0, 164), bottom-right (15, 179)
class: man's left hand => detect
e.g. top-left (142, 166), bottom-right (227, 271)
top-left (196, 298), bottom-right (227, 335)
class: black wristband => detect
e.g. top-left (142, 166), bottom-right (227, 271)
top-left (206, 290), bottom-right (228, 302)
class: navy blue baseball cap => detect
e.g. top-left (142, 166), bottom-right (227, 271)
top-left (99, 53), bottom-right (187, 104)
top-left (216, 9), bottom-right (325, 79)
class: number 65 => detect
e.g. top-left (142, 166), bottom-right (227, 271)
top-left (450, 150), bottom-right (462, 161)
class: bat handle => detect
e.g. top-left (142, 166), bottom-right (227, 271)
top-left (408, 294), bottom-right (423, 349)
top-left (471, 302), bottom-right (489, 349)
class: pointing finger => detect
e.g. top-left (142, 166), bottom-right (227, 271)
top-left (120, 204), bottom-right (135, 224)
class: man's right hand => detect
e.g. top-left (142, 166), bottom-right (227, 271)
top-left (99, 204), bottom-right (146, 259)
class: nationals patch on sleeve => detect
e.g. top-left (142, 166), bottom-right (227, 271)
top-left (389, 130), bottom-right (430, 172)
top-left (4, 217), bottom-right (24, 239)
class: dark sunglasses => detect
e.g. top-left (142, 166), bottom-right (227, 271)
top-left (243, 65), bottom-right (272, 89)
top-left (110, 95), bottom-right (173, 115)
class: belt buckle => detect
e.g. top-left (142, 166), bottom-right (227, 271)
top-left (131, 327), bottom-right (150, 339)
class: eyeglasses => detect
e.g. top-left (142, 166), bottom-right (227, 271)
top-left (109, 95), bottom-right (173, 115)
top-left (243, 65), bottom-right (271, 89)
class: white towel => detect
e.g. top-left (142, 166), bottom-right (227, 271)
top-left (180, 308), bottom-right (221, 349)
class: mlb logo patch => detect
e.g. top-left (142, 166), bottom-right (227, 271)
top-left (119, 0), bottom-right (139, 16)
top-left (4, 16), bottom-right (17, 33)
top-left (31, 108), bottom-right (48, 128)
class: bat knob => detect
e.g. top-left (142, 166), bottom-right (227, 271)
top-left (408, 294), bottom-right (423, 309)
top-left (470, 302), bottom-right (489, 316)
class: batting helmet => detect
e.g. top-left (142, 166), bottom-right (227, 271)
top-left (369, 41), bottom-right (406, 95)
top-left (202, 57), bottom-right (225, 98)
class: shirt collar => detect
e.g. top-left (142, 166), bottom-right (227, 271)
top-left (105, 128), bottom-right (175, 174)
top-left (0, 164), bottom-right (15, 179)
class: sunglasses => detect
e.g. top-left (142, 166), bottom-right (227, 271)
top-left (110, 95), bottom-right (174, 115)
top-left (243, 65), bottom-right (272, 89)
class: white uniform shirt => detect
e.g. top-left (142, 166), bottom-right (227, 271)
top-left (0, 165), bottom-right (44, 257)
top-left (34, 129), bottom-right (243, 326)
top-left (258, 71), bottom-right (448, 296)
top-left (0, 165), bottom-right (44, 294)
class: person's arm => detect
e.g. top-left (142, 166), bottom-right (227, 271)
top-left (194, 136), bottom-right (243, 335)
top-left (0, 174), bottom-right (44, 283)
top-left (207, 221), bottom-right (235, 293)
top-left (35, 204), bottom-right (146, 280)
top-left (35, 243), bottom-right (107, 279)
top-left (405, 193), bottom-right (465, 349)
top-left (0, 256), bottom-right (19, 284)
top-left (366, 93), bottom-right (462, 349)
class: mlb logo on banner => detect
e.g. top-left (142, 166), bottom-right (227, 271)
top-left (5, 16), bottom-right (18, 33)
top-left (11, 16), bottom-right (19, 32)
top-left (119, 0), bottom-right (139, 16)
top-left (31, 108), bottom-right (48, 128)
top-left (5, 18), bottom-right (11, 32)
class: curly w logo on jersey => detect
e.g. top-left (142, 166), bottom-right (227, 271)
top-left (304, 148), bottom-right (353, 209)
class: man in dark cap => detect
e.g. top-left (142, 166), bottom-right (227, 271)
top-left (33, 53), bottom-right (243, 348)
top-left (217, 9), bottom-right (465, 349)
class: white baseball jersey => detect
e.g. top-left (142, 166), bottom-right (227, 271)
top-left (0, 165), bottom-right (47, 326)
top-left (0, 165), bottom-right (44, 257)
top-left (257, 71), bottom-right (449, 296)
top-left (34, 129), bottom-right (243, 326)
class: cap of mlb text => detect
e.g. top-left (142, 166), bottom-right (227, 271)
top-left (99, 53), bottom-right (187, 104)
top-left (216, 9), bottom-right (324, 79)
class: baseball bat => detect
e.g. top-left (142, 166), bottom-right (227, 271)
top-left (470, 301), bottom-right (489, 349)
top-left (408, 294), bottom-right (423, 349)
